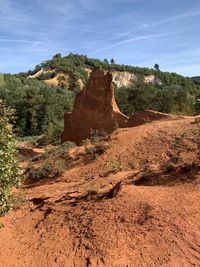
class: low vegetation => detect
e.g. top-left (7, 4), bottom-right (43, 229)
top-left (106, 157), bottom-right (123, 173)
top-left (9, 192), bottom-right (27, 210)
top-left (26, 142), bottom-right (76, 183)
top-left (28, 160), bottom-right (65, 182)
top-left (31, 141), bottom-right (76, 162)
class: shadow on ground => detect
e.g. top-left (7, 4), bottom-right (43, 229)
top-left (133, 163), bottom-right (200, 187)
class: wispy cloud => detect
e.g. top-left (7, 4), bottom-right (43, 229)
top-left (0, 38), bottom-right (39, 45)
top-left (1, 17), bottom-right (101, 34)
top-left (155, 10), bottom-right (200, 25)
top-left (91, 32), bottom-right (176, 54)
top-left (111, 10), bottom-right (200, 40)
top-left (0, 5), bottom-right (102, 36)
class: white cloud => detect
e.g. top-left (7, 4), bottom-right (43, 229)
top-left (91, 32), bottom-right (176, 54)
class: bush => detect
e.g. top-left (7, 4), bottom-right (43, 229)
top-left (107, 158), bottom-right (123, 173)
top-left (27, 142), bottom-right (76, 182)
top-left (9, 192), bottom-right (27, 210)
top-left (28, 163), bottom-right (52, 181)
top-left (32, 141), bottom-right (76, 162)
top-left (164, 162), bottom-right (176, 172)
top-left (89, 129), bottom-right (108, 143)
top-left (0, 101), bottom-right (21, 215)
top-left (27, 158), bottom-right (66, 182)
top-left (85, 143), bottom-right (109, 158)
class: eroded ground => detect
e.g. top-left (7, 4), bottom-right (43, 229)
top-left (0, 114), bottom-right (200, 267)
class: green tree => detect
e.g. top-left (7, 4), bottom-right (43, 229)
top-left (115, 87), bottom-right (133, 115)
top-left (110, 58), bottom-right (115, 64)
top-left (152, 87), bottom-right (176, 113)
top-left (53, 53), bottom-right (62, 59)
top-left (127, 83), bottom-right (155, 113)
top-left (154, 63), bottom-right (160, 71)
top-left (0, 101), bottom-right (21, 215)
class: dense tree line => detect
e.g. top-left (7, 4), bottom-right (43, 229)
top-left (0, 74), bottom-right (76, 143)
top-left (115, 82), bottom-right (200, 116)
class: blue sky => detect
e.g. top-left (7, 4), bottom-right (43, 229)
top-left (0, 0), bottom-right (200, 76)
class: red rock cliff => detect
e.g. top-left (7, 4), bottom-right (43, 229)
top-left (61, 68), bottom-right (128, 144)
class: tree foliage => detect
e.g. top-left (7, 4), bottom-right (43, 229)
top-left (154, 63), bottom-right (160, 71)
top-left (0, 76), bottom-right (76, 141)
top-left (115, 82), bottom-right (199, 116)
top-left (110, 58), bottom-right (115, 64)
top-left (0, 101), bottom-right (21, 215)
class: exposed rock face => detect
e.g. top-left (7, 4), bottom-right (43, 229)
top-left (45, 73), bottom-right (75, 89)
top-left (61, 68), bottom-right (128, 144)
top-left (84, 69), bottom-right (162, 87)
top-left (112, 71), bottom-right (138, 87)
top-left (144, 75), bottom-right (162, 85)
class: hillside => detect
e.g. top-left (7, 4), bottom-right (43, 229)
top-left (20, 53), bottom-right (194, 90)
top-left (0, 113), bottom-right (200, 266)
top-left (0, 53), bottom-right (199, 144)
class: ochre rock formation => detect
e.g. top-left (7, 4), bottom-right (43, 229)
top-left (61, 68), bottom-right (128, 144)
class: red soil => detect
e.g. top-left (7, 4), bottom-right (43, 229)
top-left (0, 114), bottom-right (200, 267)
top-left (126, 109), bottom-right (184, 127)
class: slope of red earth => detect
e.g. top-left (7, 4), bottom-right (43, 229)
top-left (0, 113), bottom-right (200, 267)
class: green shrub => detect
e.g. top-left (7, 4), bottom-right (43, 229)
top-left (27, 142), bottom-right (76, 182)
top-left (107, 158), bottom-right (123, 173)
top-left (28, 158), bottom-right (66, 182)
top-left (9, 192), bottom-right (27, 210)
top-left (85, 143), bottom-right (109, 158)
top-left (164, 162), bottom-right (176, 172)
top-left (90, 129), bottom-right (108, 143)
top-left (0, 101), bottom-right (21, 215)
top-left (28, 163), bottom-right (52, 181)
top-left (32, 141), bottom-right (76, 162)
top-left (37, 71), bottom-right (56, 81)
